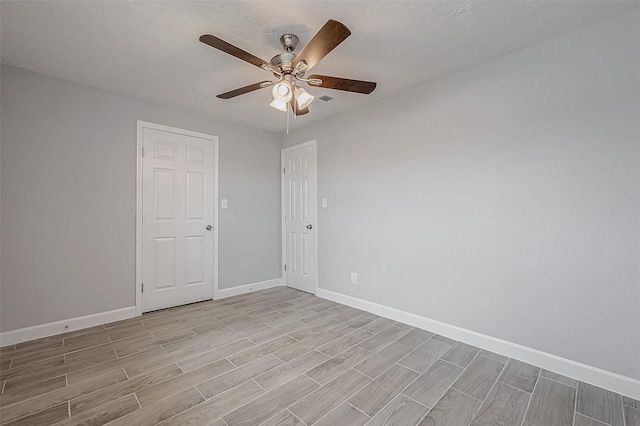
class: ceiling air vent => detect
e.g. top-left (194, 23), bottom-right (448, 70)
top-left (318, 94), bottom-right (334, 102)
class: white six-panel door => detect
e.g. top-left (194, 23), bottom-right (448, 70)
top-left (141, 126), bottom-right (216, 312)
top-left (283, 142), bottom-right (317, 294)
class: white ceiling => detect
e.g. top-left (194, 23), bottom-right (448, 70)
top-left (2, 1), bottom-right (639, 133)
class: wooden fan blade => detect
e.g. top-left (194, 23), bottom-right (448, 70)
top-left (292, 20), bottom-right (351, 72)
top-left (307, 74), bottom-right (376, 94)
top-left (289, 98), bottom-right (310, 115)
top-left (217, 81), bottom-right (273, 99)
top-left (200, 34), bottom-right (279, 73)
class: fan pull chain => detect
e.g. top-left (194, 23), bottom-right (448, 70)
top-left (286, 103), bottom-right (290, 134)
top-left (293, 84), bottom-right (297, 120)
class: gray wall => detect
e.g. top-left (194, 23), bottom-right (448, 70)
top-left (283, 12), bottom-right (640, 380)
top-left (0, 65), bottom-right (282, 331)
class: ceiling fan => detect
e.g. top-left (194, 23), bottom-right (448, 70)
top-left (199, 19), bottom-right (377, 116)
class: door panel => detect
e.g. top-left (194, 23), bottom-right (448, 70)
top-left (155, 237), bottom-right (176, 289)
top-left (283, 143), bottom-right (316, 294)
top-left (154, 169), bottom-right (176, 219)
top-left (186, 171), bottom-right (205, 219)
top-left (142, 128), bottom-right (215, 312)
top-left (185, 236), bottom-right (204, 285)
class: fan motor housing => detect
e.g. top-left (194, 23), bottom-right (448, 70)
top-left (270, 52), bottom-right (296, 72)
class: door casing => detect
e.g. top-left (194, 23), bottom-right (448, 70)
top-left (136, 120), bottom-right (219, 316)
top-left (281, 140), bottom-right (318, 294)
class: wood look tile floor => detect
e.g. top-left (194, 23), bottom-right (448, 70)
top-left (0, 287), bottom-right (637, 426)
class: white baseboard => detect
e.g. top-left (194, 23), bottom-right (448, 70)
top-left (0, 279), bottom-right (284, 346)
top-left (316, 288), bottom-right (640, 400)
top-left (0, 306), bottom-right (137, 347)
top-left (216, 278), bottom-right (283, 299)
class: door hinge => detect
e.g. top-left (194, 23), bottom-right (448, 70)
top-left (283, 167), bottom-right (285, 174)
top-left (141, 283), bottom-right (144, 293)
top-left (142, 147), bottom-right (145, 157)
top-left (284, 264), bottom-right (287, 272)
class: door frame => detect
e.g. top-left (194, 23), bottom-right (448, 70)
top-left (135, 120), bottom-right (219, 316)
top-left (281, 140), bottom-right (318, 295)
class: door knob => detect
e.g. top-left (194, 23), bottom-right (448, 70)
top-left (306, 224), bottom-right (313, 230)
top-left (206, 225), bottom-right (213, 231)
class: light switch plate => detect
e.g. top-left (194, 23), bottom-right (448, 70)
top-left (321, 198), bottom-right (328, 208)
top-left (221, 199), bottom-right (228, 209)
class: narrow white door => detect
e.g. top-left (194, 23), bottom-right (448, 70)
top-left (142, 127), bottom-right (216, 312)
top-left (283, 142), bottom-right (317, 294)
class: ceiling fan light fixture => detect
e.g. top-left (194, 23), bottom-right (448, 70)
top-left (272, 82), bottom-right (292, 102)
top-left (270, 98), bottom-right (288, 112)
top-left (295, 87), bottom-right (314, 109)
top-left (201, 19), bottom-right (376, 124)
